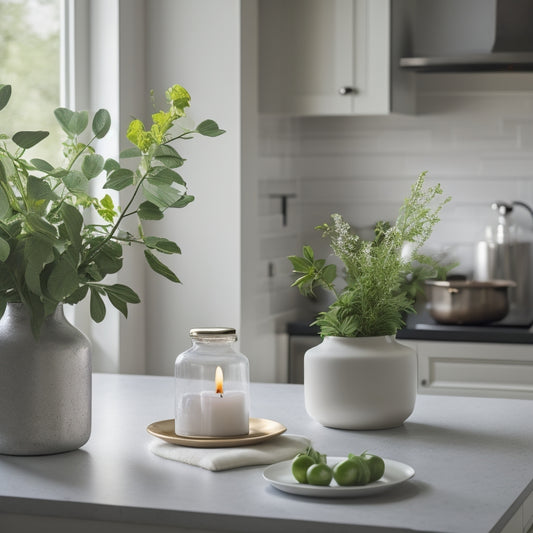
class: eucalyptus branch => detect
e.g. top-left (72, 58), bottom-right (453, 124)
top-left (10, 156), bottom-right (30, 212)
top-left (63, 132), bottom-right (98, 173)
top-left (165, 131), bottom-right (195, 144)
top-left (0, 83), bottom-right (224, 336)
top-left (80, 170), bottom-right (148, 267)
top-left (109, 234), bottom-right (144, 245)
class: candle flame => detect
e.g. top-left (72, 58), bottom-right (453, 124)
top-left (215, 366), bottom-right (223, 394)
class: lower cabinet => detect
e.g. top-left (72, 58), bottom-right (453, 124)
top-left (288, 335), bottom-right (320, 384)
top-left (288, 335), bottom-right (533, 399)
top-left (398, 339), bottom-right (533, 400)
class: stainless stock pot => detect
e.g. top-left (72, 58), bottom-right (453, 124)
top-left (424, 280), bottom-right (517, 325)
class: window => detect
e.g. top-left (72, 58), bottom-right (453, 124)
top-left (0, 0), bottom-right (61, 165)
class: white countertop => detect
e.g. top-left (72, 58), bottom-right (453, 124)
top-left (1, 373), bottom-right (533, 533)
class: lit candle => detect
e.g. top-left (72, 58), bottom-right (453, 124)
top-left (201, 367), bottom-right (248, 437)
top-left (175, 366), bottom-right (249, 437)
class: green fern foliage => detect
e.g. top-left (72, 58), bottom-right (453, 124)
top-left (288, 172), bottom-right (451, 338)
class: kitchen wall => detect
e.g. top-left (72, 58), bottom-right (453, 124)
top-left (80, 1), bottom-right (533, 382)
top-left (260, 72), bottom-right (533, 377)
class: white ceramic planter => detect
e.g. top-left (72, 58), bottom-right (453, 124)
top-left (304, 336), bottom-right (417, 430)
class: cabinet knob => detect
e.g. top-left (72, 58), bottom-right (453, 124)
top-left (339, 86), bottom-right (357, 95)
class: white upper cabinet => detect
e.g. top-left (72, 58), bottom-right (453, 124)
top-left (259, 0), bottom-right (391, 116)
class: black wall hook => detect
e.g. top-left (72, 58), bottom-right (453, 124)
top-left (269, 193), bottom-right (297, 226)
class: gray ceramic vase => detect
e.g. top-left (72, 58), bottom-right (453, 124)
top-left (0, 303), bottom-right (92, 455)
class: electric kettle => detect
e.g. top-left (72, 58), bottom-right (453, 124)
top-left (474, 201), bottom-right (533, 326)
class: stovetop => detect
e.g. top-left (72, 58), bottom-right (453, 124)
top-left (396, 310), bottom-right (533, 344)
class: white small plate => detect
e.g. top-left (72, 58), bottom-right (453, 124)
top-left (263, 457), bottom-right (415, 498)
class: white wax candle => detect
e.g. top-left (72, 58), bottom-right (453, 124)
top-left (175, 392), bottom-right (203, 436)
top-left (200, 390), bottom-right (248, 437)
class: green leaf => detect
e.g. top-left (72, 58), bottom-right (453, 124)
top-left (90, 287), bottom-right (106, 322)
top-left (30, 158), bottom-right (55, 172)
top-left (104, 158), bottom-right (120, 172)
top-left (64, 284), bottom-right (89, 305)
top-left (196, 119), bottom-right (225, 137)
top-left (73, 111), bottom-right (90, 135)
top-left (24, 261), bottom-right (43, 296)
top-left (49, 167), bottom-right (68, 178)
top-left (119, 147), bottom-right (142, 158)
top-left (54, 108), bottom-right (88, 136)
top-left (24, 292), bottom-right (45, 339)
top-left (61, 203), bottom-right (83, 251)
top-left (144, 250), bottom-right (180, 283)
top-left (92, 241), bottom-right (123, 275)
top-left (96, 194), bottom-right (116, 223)
top-left (171, 194), bottom-right (194, 209)
top-left (27, 175), bottom-right (59, 202)
top-left (1, 219), bottom-right (22, 240)
top-left (142, 182), bottom-right (183, 209)
top-left (303, 245), bottom-right (314, 262)
top-left (12, 130), bottom-right (49, 149)
top-left (153, 144), bottom-right (184, 168)
top-left (288, 255), bottom-right (311, 273)
top-left (0, 84), bottom-right (11, 111)
top-left (144, 236), bottom-right (181, 254)
top-left (82, 154), bottom-right (105, 179)
top-left (103, 168), bottom-right (134, 191)
top-left (0, 186), bottom-right (11, 219)
top-left (314, 259), bottom-right (325, 270)
top-left (0, 262), bottom-right (14, 291)
top-left (25, 213), bottom-right (57, 240)
top-left (63, 171), bottom-right (89, 195)
top-left (137, 201), bottom-right (163, 220)
top-left (103, 283), bottom-right (140, 303)
top-left (148, 167), bottom-right (186, 187)
top-left (107, 292), bottom-right (128, 317)
top-left (322, 263), bottom-right (337, 284)
top-left (47, 254), bottom-right (79, 301)
top-left (54, 108), bottom-right (74, 134)
top-left (24, 235), bottom-right (54, 268)
top-left (0, 237), bottom-right (9, 261)
top-left (101, 194), bottom-right (114, 209)
top-left (92, 109), bottom-right (111, 139)
top-left (0, 156), bottom-right (15, 181)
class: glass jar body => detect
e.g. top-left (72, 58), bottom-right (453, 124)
top-left (174, 332), bottom-right (250, 437)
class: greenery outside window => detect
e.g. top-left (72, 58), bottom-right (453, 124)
top-left (0, 0), bottom-right (61, 165)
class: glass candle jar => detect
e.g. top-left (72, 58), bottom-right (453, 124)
top-left (174, 327), bottom-right (250, 437)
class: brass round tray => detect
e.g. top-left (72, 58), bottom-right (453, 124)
top-left (147, 418), bottom-right (286, 448)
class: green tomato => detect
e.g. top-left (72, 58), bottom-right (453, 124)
top-left (359, 452), bottom-right (385, 482)
top-left (332, 458), bottom-right (360, 486)
top-left (306, 463), bottom-right (333, 486)
top-left (291, 454), bottom-right (315, 484)
top-left (345, 455), bottom-right (371, 485)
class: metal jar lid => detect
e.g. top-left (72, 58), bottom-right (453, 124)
top-left (189, 327), bottom-right (237, 340)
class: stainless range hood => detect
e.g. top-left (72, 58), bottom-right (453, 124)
top-left (400, 0), bottom-right (533, 72)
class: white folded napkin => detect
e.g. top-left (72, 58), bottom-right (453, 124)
top-left (149, 434), bottom-right (310, 471)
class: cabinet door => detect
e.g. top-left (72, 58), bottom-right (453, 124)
top-left (413, 340), bottom-right (533, 399)
top-left (352, 0), bottom-right (390, 114)
top-left (259, 0), bottom-right (390, 116)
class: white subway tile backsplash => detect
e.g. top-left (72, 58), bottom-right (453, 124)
top-left (480, 156), bottom-right (533, 176)
top-left (297, 154), bottom-right (411, 178)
